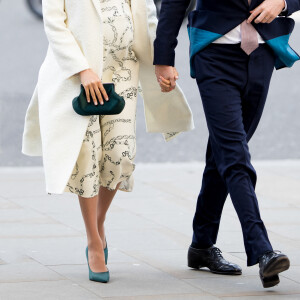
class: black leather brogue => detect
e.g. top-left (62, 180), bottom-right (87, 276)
top-left (188, 246), bottom-right (242, 275)
top-left (259, 251), bottom-right (290, 288)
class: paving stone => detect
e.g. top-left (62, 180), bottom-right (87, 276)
top-left (139, 212), bottom-right (194, 236)
top-left (0, 169), bottom-right (46, 198)
top-left (107, 227), bottom-right (190, 252)
top-left (105, 294), bottom-right (220, 300)
top-left (10, 194), bottom-right (80, 216)
top-left (212, 230), bottom-right (245, 253)
top-left (261, 231), bottom-right (299, 251)
top-left (0, 197), bottom-right (21, 210)
top-left (0, 237), bottom-right (86, 265)
top-left (254, 160), bottom-right (300, 180)
top-left (0, 258), bottom-right (64, 283)
top-left (222, 295), bottom-right (300, 300)
top-left (98, 247), bottom-right (138, 264)
top-left (0, 161), bottom-right (299, 298)
top-left (184, 275), bottom-right (300, 297)
top-left (49, 262), bottom-right (202, 298)
top-left (255, 173), bottom-right (300, 206)
top-left (260, 208), bottom-right (300, 226)
top-left (267, 224), bottom-right (300, 241)
top-left (125, 249), bottom-right (253, 279)
top-left (0, 280), bottom-right (102, 300)
top-left (145, 179), bottom-right (200, 201)
top-left (106, 210), bottom-right (162, 230)
top-left (115, 180), bottom-right (172, 200)
top-left (282, 251), bottom-right (300, 267)
top-left (258, 197), bottom-right (294, 209)
top-left (281, 266), bottom-right (300, 284)
top-left (0, 222), bottom-right (82, 239)
top-left (113, 193), bottom-right (193, 215)
top-left (0, 208), bottom-right (55, 224)
top-left (6, 194), bottom-right (86, 232)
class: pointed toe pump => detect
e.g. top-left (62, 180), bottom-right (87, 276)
top-left (104, 239), bottom-right (108, 265)
top-left (86, 246), bottom-right (110, 283)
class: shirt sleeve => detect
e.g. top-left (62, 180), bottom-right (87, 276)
top-left (153, 0), bottom-right (191, 66)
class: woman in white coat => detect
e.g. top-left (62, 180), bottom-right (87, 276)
top-left (22, 0), bottom-right (194, 282)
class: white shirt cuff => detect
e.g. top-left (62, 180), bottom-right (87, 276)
top-left (283, 0), bottom-right (287, 12)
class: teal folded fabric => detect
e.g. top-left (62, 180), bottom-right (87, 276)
top-left (265, 34), bottom-right (300, 70)
top-left (188, 26), bottom-right (222, 78)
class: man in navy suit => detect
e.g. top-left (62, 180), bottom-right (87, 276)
top-left (154, 0), bottom-right (300, 288)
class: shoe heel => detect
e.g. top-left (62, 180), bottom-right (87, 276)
top-left (104, 238), bottom-right (108, 265)
top-left (187, 249), bottom-right (202, 269)
top-left (261, 274), bottom-right (280, 288)
top-left (188, 263), bottom-right (203, 269)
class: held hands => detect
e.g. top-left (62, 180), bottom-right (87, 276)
top-left (248, 0), bottom-right (285, 24)
top-left (80, 69), bottom-right (109, 105)
top-left (155, 65), bottom-right (179, 93)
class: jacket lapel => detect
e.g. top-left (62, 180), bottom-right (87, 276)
top-left (91, 0), bottom-right (102, 17)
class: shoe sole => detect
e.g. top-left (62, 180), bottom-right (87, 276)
top-left (211, 269), bottom-right (242, 275)
top-left (89, 278), bottom-right (109, 283)
top-left (260, 274), bottom-right (280, 288)
top-left (263, 256), bottom-right (290, 278)
top-left (188, 263), bottom-right (242, 275)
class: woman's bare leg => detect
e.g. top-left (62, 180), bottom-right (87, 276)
top-left (97, 182), bottom-right (121, 248)
top-left (78, 195), bottom-right (107, 272)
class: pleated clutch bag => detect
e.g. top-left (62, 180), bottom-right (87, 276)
top-left (72, 84), bottom-right (125, 116)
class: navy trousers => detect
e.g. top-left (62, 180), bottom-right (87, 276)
top-left (192, 43), bottom-right (275, 266)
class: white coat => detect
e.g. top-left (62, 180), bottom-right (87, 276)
top-left (22, 0), bottom-right (195, 194)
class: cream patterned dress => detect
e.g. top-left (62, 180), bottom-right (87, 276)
top-left (64, 0), bottom-right (139, 198)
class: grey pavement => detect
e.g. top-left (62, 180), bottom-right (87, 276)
top-left (0, 1), bottom-right (300, 166)
top-left (0, 161), bottom-right (300, 299)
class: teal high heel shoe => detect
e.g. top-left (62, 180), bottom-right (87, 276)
top-left (86, 246), bottom-right (110, 283)
top-left (104, 239), bottom-right (108, 265)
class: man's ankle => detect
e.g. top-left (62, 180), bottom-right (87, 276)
top-left (190, 242), bottom-right (214, 250)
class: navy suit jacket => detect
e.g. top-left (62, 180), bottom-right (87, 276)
top-left (154, 0), bottom-right (300, 78)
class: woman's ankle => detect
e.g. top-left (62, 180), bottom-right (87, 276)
top-left (97, 223), bottom-right (106, 247)
top-left (87, 238), bottom-right (103, 250)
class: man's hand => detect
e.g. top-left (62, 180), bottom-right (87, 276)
top-left (155, 65), bottom-right (179, 93)
top-left (247, 0), bottom-right (285, 24)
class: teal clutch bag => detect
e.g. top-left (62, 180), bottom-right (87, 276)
top-left (72, 84), bottom-right (125, 116)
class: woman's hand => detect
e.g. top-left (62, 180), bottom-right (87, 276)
top-left (80, 69), bottom-right (109, 105)
top-left (248, 0), bottom-right (286, 24)
top-left (155, 66), bottom-right (179, 93)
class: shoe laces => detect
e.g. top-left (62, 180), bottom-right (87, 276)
top-left (211, 247), bottom-right (223, 259)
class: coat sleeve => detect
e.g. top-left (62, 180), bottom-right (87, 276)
top-left (153, 0), bottom-right (191, 66)
top-left (42, 0), bottom-right (90, 79)
top-left (131, 0), bottom-right (194, 139)
top-left (282, 0), bottom-right (300, 16)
